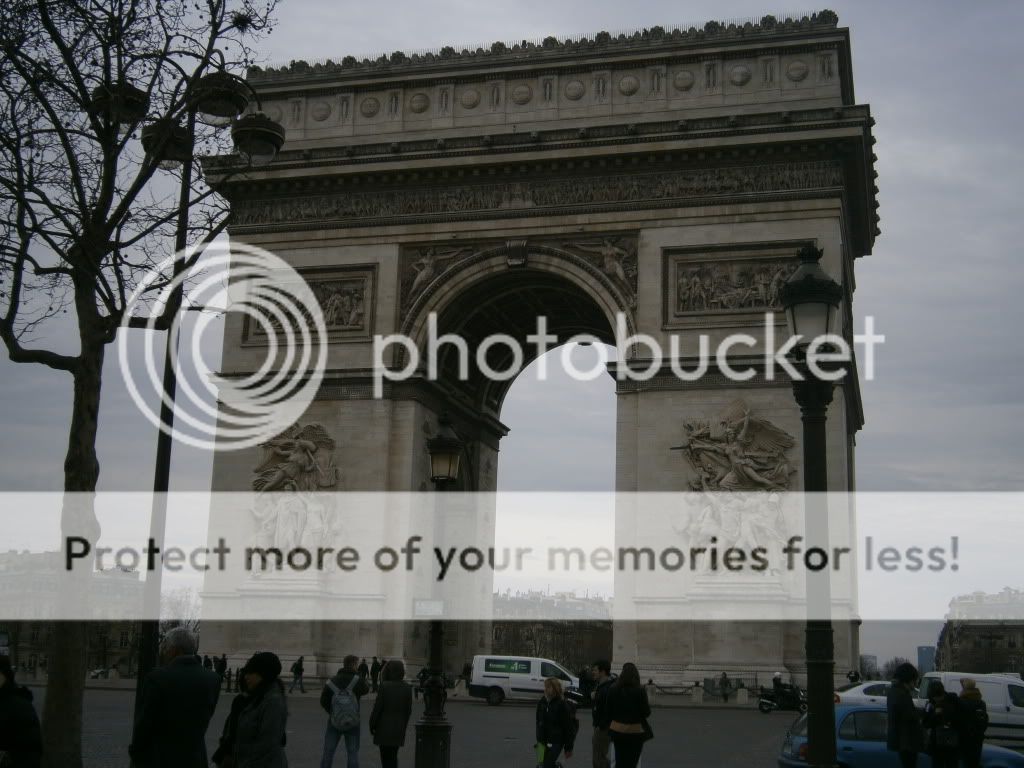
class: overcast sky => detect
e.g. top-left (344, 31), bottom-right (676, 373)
top-left (1, 0), bottom-right (1022, 662)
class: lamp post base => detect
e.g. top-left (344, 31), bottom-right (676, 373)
top-left (415, 717), bottom-right (452, 768)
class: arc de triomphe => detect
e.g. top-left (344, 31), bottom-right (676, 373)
top-left (204, 10), bottom-right (878, 684)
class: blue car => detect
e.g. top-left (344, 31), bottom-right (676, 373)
top-left (778, 703), bottom-right (1024, 767)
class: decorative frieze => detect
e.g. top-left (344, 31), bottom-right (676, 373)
top-left (232, 160), bottom-right (842, 229)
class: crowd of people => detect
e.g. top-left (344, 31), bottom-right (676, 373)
top-left (887, 662), bottom-right (990, 768)
top-left (0, 641), bottom-right (1001, 768)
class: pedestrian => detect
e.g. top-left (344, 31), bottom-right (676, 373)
top-left (128, 627), bottom-right (221, 768)
top-left (719, 671), bottom-right (732, 703)
top-left (847, 669), bottom-right (861, 685)
top-left (590, 659), bottom-right (615, 768)
top-left (923, 680), bottom-right (960, 768)
top-left (358, 658), bottom-right (370, 679)
top-left (231, 652), bottom-right (288, 768)
top-left (956, 678), bottom-right (988, 768)
top-left (414, 666), bottom-right (429, 700)
top-left (204, 654), bottom-right (214, 672)
top-left (370, 656), bottom-right (382, 694)
top-left (225, 667), bottom-right (233, 693)
top-left (0, 655), bottom-right (42, 768)
top-left (607, 663), bottom-right (651, 768)
top-left (886, 662), bottom-right (925, 768)
top-left (535, 677), bottom-right (577, 768)
top-left (461, 661), bottom-right (472, 684)
top-left (320, 654), bottom-right (370, 768)
top-left (369, 659), bottom-right (413, 768)
top-left (212, 672), bottom-right (249, 767)
top-left (220, 654), bottom-right (228, 679)
top-left (290, 655), bottom-right (306, 694)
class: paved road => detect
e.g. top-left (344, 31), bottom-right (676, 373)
top-left (32, 688), bottom-right (793, 767)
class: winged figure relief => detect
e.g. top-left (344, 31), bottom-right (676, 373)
top-left (673, 399), bottom-right (796, 492)
top-left (252, 422), bottom-right (338, 493)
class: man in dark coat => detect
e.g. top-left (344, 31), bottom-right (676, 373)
top-left (129, 627), bottom-right (222, 767)
top-left (0, 655), bottom-right (42, 768)
top-left (370, 656), bottom-right (382, 693)
top-left (886, 662), bottom-right (925, 768)
top-left (590, 659), bottom-right (614, 768)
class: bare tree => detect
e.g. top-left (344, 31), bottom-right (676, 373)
top-left (159, 586), bottom-right (202, 640)
top-left (882, 655), bottom-right (912, 681)
top-left (0, 2), bottom-right (276, 765)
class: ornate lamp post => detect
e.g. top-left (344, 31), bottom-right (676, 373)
top-left (781, 244), bottom-right (843, 768)
top-left (417, 416), bottom-right (463, 768)
top-left (121, 70), bottom-right (285, 721)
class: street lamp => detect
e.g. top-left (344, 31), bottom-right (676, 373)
top-left (417, 415), bottom-right (463, 768)
top-left (130, 71), bottom-right (285, 722)
top-left (780, 244), bottom-right (844, 768)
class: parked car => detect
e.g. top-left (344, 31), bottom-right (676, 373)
top-left (467, 654), bottom-right (579, 706)
top-left (778, 703), bottom-right (1024, 767)
top-left (834, 680), bottom-right (917, 706)
top-left (915, 672), bottom-right (1024, 750)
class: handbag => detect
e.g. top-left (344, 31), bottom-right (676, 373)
top-left (641, 718), bottom-right (654, 742)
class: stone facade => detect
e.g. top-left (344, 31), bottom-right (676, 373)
top-left (204, 11), bottom-right (877, 683)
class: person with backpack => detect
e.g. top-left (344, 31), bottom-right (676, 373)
top-left (369, 660), bottom-right (413, 768)
top-left (535, 677), bottom-right (577, 768)
top-left (289, 655), bottom-right (306, 694)
top-left (320, 654), bottom-right (370, 768)
top-left (956, 678), bottom-right (988, 768)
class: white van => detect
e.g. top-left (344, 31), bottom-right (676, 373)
top-left (468, 655), bottom-right (580, 706)
top-left (916, 671), bottom-right (1024, 749)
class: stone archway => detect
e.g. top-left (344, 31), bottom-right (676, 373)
top-left (205, 12), bottom-right (877, 685)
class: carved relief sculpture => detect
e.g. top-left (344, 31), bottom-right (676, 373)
top-left (232, 161), bottom-right (842, 228)
top-left (252, 422), bottom-right (338, 493)
top-left (249, 423), bottom-right (340, 575)
top-left (671, 400), bottom-right (797, 571)
top-left (572, 238), bottom-right (638, 307)
top-left (675, 258), bottom-right (794, 313)
top-left (674, 401), bottom-right (796, 492)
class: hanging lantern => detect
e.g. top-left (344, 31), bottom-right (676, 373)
top-left (140, 119), bottom-right (194, 169)
top-left (231, 112), bottom-right (286, 167)
top-left (90, 81), bottom-right (150, 130)
top-left (192, 70), bottom-right (250, 126)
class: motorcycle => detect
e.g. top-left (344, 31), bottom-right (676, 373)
top-left (758, 684), bottom-right (807, 714)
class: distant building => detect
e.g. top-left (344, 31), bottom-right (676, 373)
top-left (0, 550), bottom-right (143, 677)
top-left (935, 588), bottom-right (1024, 674)
top-left (918, 645), bottom-right (936, 675)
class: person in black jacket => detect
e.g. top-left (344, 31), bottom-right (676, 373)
top-left (923, 680), bottom-right (960, 768)
top-left (129, 627), bottom-right (221, 768)
top-left (956, 678), bottom-right (988, 768)
top-left (0, 655), bottom-right (42, 768)
top-left (369, 660), bottom-right (413, 768)
top-left (606, 663), bottom-right (651, 768)
top-left (887, 662), bottom-right (924, 768)
top-left (535, 677), bottom-right (576, 768)
top-left (590, 660), bottom-right (614, 768)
